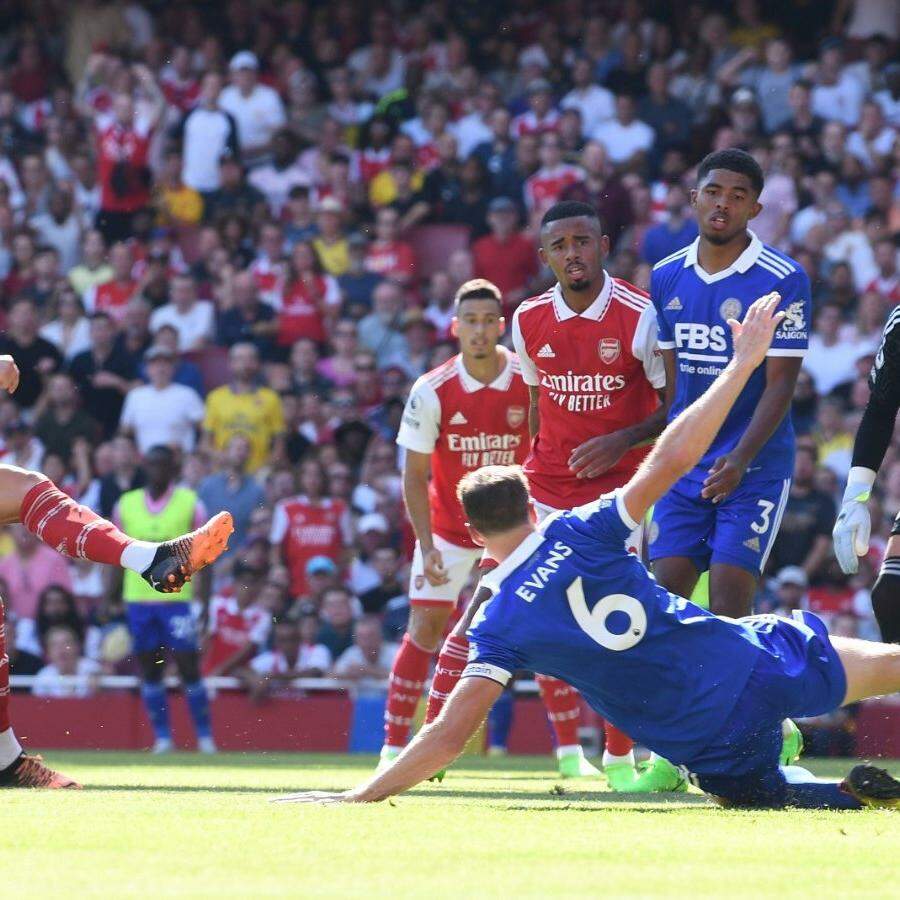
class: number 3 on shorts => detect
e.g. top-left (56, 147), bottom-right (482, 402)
top-left (751, 499), bottom-right (775, 535)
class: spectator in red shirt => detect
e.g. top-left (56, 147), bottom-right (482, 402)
top-left (277, 241), bottom-right (342, 350)
top-left (472, 197), bottom-right (540, 312)
top-left (82, 241), bottom-right (137, 325)
top-left (201, 563), bottom-right (272, 677)
top-left (89, 64), bottom-right (165, 243)
top-left (364, 206), bottom-right (416, 287)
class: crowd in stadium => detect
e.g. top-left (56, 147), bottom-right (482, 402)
top-left (0, 0), bottom-right (898, 711)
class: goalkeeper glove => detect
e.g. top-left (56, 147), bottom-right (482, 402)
top-left (833, 467), bottom-right (876, 575)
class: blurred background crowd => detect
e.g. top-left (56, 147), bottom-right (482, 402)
top-left (0, 0), bottom-right (898, 729)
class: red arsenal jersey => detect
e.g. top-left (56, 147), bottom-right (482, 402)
top-left (269, 496), bottom-right (353, 597)
top-left (396, 347), bottom-right (531, 547)
top-left (83, 278), bottom-right (138, 324)
top-left (512, 274), bottom-right (664, 509)
top-left (202, 595), bottom-right (272, 675)
top-left (95, 118), bottom-right (153, 213)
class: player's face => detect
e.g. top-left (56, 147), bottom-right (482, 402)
top-left (452, 298), bottom-right (504, 360)
top-left (539, 217), bottom-right (608, 292)
top-left (691, 169), bottom-right (762, 246)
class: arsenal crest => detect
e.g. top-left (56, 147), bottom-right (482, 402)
top-left (598, 338), bottom-right (620, 364)
top-left (507, 405), bottom-right (526, 428)
top-left (414, 575), bottom-right (425, 591)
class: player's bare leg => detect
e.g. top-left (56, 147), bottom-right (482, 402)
top-left (708, 563), bottom-right (757, 618)
top-left (651, 556), bottom-right (700, 600)
top-left (380, 604), bottom-right (454, 768)
top-left (0, 596), bottom-right (80, 789)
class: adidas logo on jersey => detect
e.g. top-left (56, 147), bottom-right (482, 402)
top-left (666, 297), bottom-right (682, 310)
top-left (449, 411), bottom-right (468, 425)
top-left (743, 536), bottom-right (761, 553)
top-left (537, 343), bottom-right (556, 358)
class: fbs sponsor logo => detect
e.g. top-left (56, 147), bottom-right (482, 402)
top-left (665, 296), bottom-right (682, 311)
top-left (449, 411), bottom-right (468, 425)
top-left (743, 536), bottom-right (761, 553)
top-left (414, 575), bottom-right (425, 591)
top-left (537, 343), bottom-right (556, 358)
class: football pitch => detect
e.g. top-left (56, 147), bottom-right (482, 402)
top-left (4, 752), bottom-right (899, 898)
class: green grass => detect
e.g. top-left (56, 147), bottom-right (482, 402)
top-left (3, 752), bottom-right (899, 898)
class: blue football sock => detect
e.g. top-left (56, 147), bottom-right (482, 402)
top-left (141, 682), bottom-right (171, 741)
top-left (184, 681), bottom-right (212, 740)
top-left (487, 689), bottom-right (514, 750)
top-left (781, 766), bottom-right (862, 810)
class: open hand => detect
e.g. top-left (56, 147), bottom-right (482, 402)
top-left (729, 292), bottom-right (785, 370)
top-left (270, 790), bottom-right (360, 805)
top-left (568, 432), bottom-right (630, 479)
top-left (701, 452), bottom-right (748, 503)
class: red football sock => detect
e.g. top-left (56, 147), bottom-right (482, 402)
top-left (535, 674), bottom-right (581, 748)
top-left (383, 633), bottom-right (433, 748)
top-left (603, 721), bottom-right (634, 757)
top-left (20, 480), bottom-right (133, 566)
top-left (424, 632), bottom-right (470, 724)
top-left (0, 598), bottom-right (10, 732)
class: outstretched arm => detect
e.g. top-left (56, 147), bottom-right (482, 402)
top-left (621, 293), bottom-right (784, 526)
top-left (273, 676), bottom-right (501, 804)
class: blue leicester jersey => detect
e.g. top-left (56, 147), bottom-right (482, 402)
top-left (465, 492), bottom-right (773, 765)
top-left (650, 232), bottom-right (810, 482)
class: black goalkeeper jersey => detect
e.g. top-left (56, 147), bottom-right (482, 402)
top-left (852, 305), bottom-right (900, 473)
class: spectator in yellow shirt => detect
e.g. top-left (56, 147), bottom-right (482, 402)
top-left (311, 196), bottom-right (349, 276)
top-left (202, 342), bottom-right (285, 472)
top-left (156, 148), bottom-right (204, 228)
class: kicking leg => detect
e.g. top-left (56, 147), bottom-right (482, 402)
top-left (9, 467), bottom-right (231, 591)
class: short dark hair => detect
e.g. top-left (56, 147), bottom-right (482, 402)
top-left (696, 149), bottom-right (764, 196)
top-left (457, 465), bottom-right (531, 535)
top-left (540, 201), bottom-right (602, 230)
top-left (454, 278), bottom-right (502, 313)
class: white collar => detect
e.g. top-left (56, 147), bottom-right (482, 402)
top-left (481, 529), bottom-right (547, 596)
top-left (454, 345), bottom-right (514, 393)
top-left (683, 230), bottom-right (764, 284)
top-left (552, 270), bottom-right (612, 322)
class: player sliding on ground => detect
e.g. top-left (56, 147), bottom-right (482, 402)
top-left (0, 355), bottom-right (233, 789)
top-left (276, 294), bottom-right (900, 810)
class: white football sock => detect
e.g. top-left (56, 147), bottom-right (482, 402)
top-left (0, 727), bottom-right (23, 770)
top-left (603, 749), bottom-right (635, 767)
top-left (555, 744), bottom-right (582, 759)
top-left (120, 540), bottom-right (159, 574)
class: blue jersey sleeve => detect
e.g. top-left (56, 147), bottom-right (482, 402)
top-left (567, 490), bottom-right (638, 547)
top-left (464, 598), bottom-right (524, 686)
top-left (650, 268), bottom-right (675, 349)
top-left (768, 268), bottom-right (811, 358)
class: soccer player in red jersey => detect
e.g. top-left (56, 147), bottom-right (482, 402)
top-left (425, 202), bottom-right (685, 792)
top-left (380, 279), bottom-right (596, 777)
top-left (0, 356), bottom-right (232, 789)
